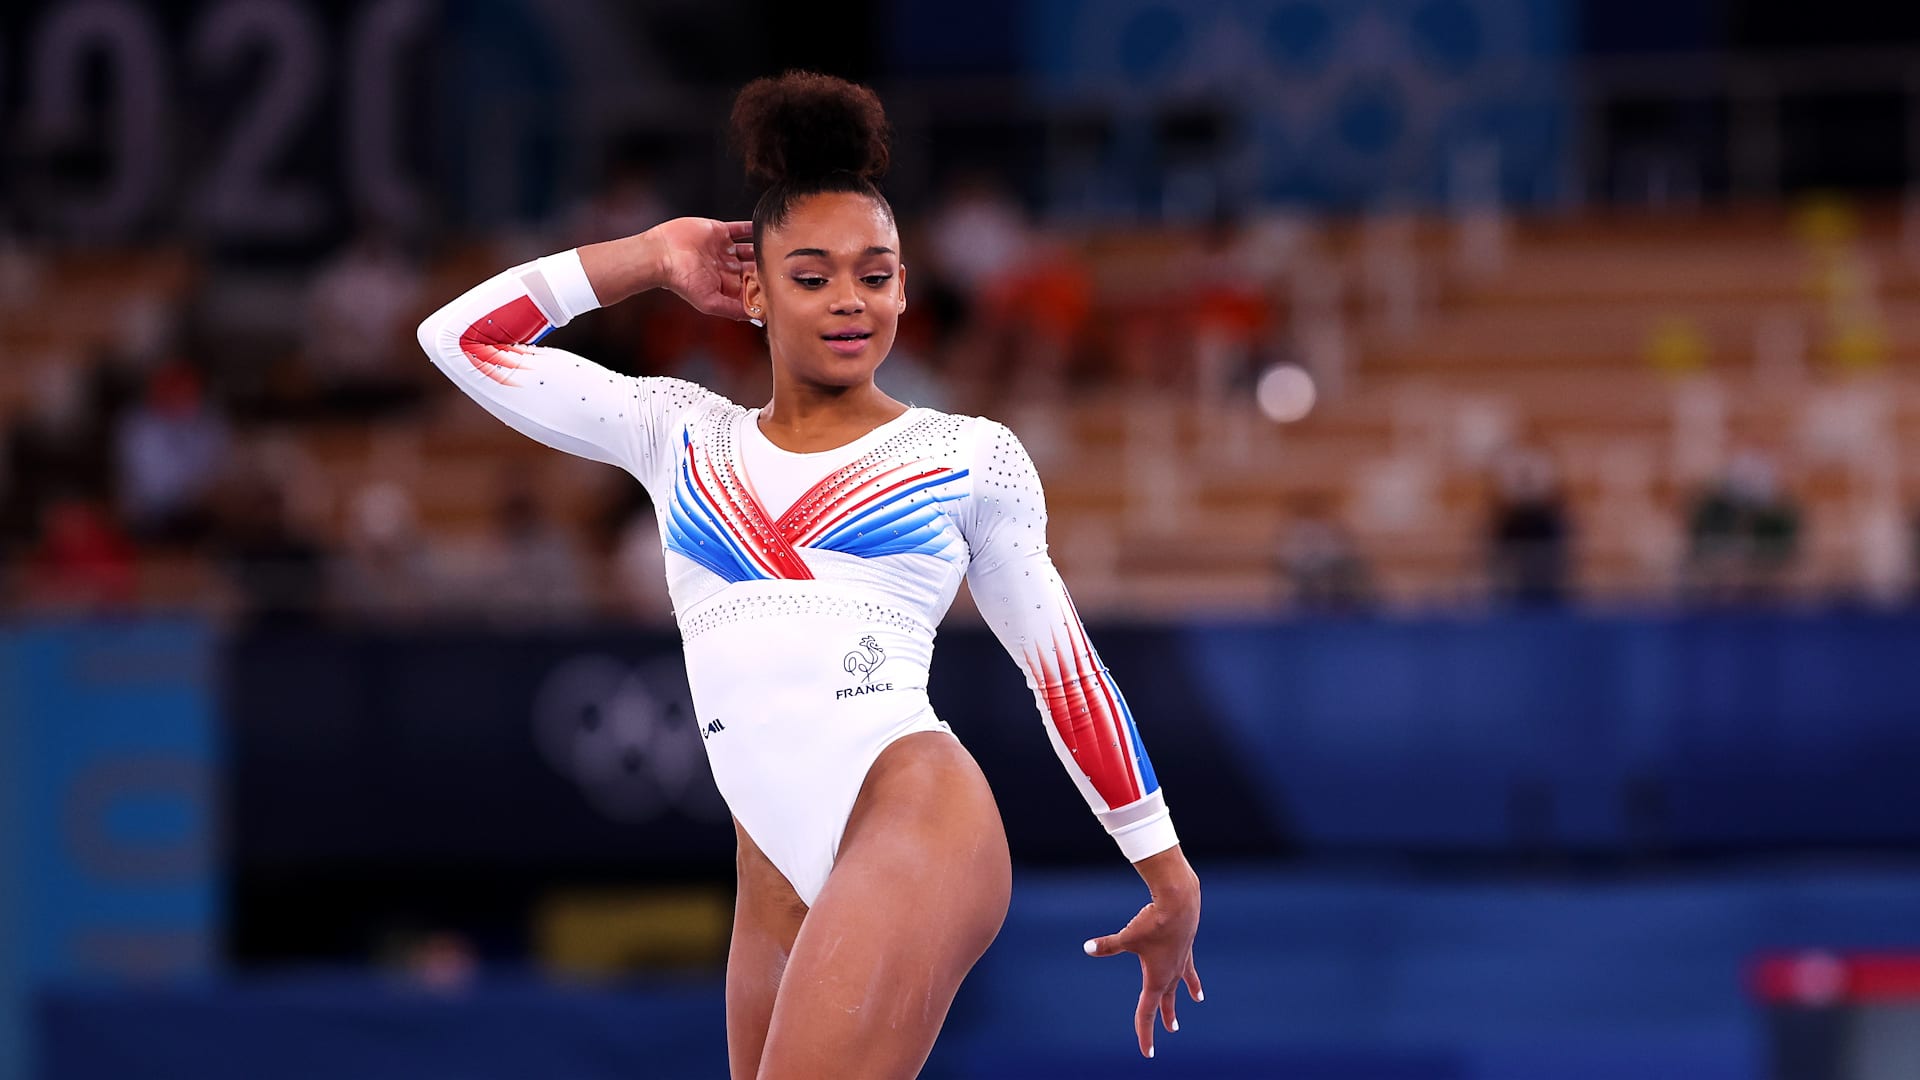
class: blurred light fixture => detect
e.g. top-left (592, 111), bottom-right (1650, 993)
top-left (1255, 363), bottom-right (1317, 423)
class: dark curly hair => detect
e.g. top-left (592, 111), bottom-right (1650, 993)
top-left (729, 70), bottom-right (895, 262)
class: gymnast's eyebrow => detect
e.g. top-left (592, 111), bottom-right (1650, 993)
top-left (784, 246), bottom-right (896, 258)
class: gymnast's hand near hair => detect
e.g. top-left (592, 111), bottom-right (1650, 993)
top-left (577, 217), bottom-right (756, 319)
top-left (1083, 845), bottom-right (1203, 1059)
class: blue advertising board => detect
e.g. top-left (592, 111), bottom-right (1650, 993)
top-left (0, 620), bottom-right (219, 1080)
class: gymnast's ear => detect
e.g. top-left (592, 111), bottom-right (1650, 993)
top-left (742, 261), bottom-right (766, 326)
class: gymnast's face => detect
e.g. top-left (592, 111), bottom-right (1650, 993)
top-left (745, 192), bottom-right (906, 390)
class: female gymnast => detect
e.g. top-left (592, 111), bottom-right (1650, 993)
top-left (417, 71), bottom-right (1202, 1078)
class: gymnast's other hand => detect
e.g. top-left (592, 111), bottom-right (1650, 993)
top-left (641, 217), bottom-right (757, 321)
top-left (1082, 845), bottom-right (1203, 1059)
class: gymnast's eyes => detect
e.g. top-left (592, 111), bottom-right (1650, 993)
top-left (793, 274), bottom-right (894, 289)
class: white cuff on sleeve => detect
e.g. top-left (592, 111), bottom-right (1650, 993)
top-left (1100, 791), bottom-right (1180, 863)
top-left (1111, 810), bottom-right (1180, 863)
top-left (521, 249), bottom-right (603, 327)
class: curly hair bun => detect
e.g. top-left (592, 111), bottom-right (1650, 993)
top-left (730, 71), bottom-right (891, 188)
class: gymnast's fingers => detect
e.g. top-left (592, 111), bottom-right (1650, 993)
top-left (1134, 986), bottom-right (1157, 1058)
top-left (707, 294), bottom-right (749, 322)
top-left (1183, 952), bottom-right (1205, 1003)
top-left (1160, 986), bottom-right (1179, 1034)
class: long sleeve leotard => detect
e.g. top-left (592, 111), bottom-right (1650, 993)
top-left (418, 249), bottom-right (1177, 902)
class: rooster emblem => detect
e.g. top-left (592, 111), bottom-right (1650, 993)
top-left (843, 636), bottom-right (886, 683)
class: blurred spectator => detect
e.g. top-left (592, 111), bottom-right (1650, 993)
top-left (922, 175), bottom-right (1039, 407)
top-left (369, 925), bottom-right (481, 991)
top-left (213, 475), bottom-right (329, 624)
top-left (302, 229), bottom-right (427, 417)
top-left (1190, 230), bottom-right (1267, 403)
top-left (2, 364), bottom-right (111, 549)
top-left (332, 482), bottom-right (442, 622)
top-left (1278, 497), bottom-right (1370, 613)
top-left (532, 160), bottom-right (678, 376)
top-left (925, 173), bottom-right (1030, 301)
top-left (17, 494), bottom-right (137, 612)
top-left (1487, 449), bottom-right (1572, 607)
top-left (611, 507), bottom-right (673, 625)
top-left (589, 474), bottom-right (668, 623)
top-left (1183, 210), bottom-right (1271, 405)
top-left (875, 334), bottom-right (951, 413)
top-left (564, 158), bottom-right (671, 247)
top-left (976, 229), bottom-right (1093, 404)
top-left (406, 931), bottom-right (479, 991)
top-left (466, 479), bottom-right (589, 624)
top-left (1686, 451), bottom-right (1803, 603)
top-left (114, 362), bottom-right (230, 547)
top-left (0, 225), bottom-right (42, 308)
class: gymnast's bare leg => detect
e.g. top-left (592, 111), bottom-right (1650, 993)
top-left (731, 731), bottom-right (1012, 1080)
top-left (727, 818), bottom-right (810, 1079)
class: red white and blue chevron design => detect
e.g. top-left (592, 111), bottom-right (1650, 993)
top-left (665, 425), bottom-right (969, 583)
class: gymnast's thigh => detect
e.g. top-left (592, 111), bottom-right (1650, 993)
top-left (754, 731), bottom-right (1013, 1080)
top-left (727, 819), bottom-right (809, 1080)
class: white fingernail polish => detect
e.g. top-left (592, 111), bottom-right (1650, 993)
top-left (1170, 1019), bottom-right (1179, 1032)
top-left (1148, 1046), bottom-right (1155, 1059)
top-left (749, 318), bottom-right (764, 328)
top-left (1196, 990), bottom-right (1205, 1002)
top-left (1082, 940), bottom-right (1097, 955)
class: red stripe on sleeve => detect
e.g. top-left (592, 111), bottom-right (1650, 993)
top-left (1066, 614), bottom-right (1142, 800)
top-left (1030, 629), bottom-right (1142, 810)
top-left (458, 296), bottom-right (550, 385)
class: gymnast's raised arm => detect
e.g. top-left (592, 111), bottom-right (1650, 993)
top-left (414, 219), bottom-right (753, 476)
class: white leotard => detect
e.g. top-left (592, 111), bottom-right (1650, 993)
top-left (417, 250), bottom-right (1177, 903)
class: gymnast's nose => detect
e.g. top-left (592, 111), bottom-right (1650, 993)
top-left (829, 282), bottom-right (863, 315)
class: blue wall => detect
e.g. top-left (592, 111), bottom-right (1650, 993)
top-left (40, 866), bottom-right (1920, 1080)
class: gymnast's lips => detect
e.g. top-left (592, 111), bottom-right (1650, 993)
top-left (822, 327), bottom-right (873, 356)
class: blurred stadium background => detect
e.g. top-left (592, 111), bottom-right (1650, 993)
top-left (6, 0), bottom-right (1920, 1077)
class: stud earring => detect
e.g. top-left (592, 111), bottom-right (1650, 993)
top-left (748, 305), bottom-right (763, 328)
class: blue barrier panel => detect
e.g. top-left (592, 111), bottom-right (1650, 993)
top-left (224, 611), bottom-right (1920, 876)
top-left (0, 620), bottom-right (219, 1080)
top-left (222, 624), bottom-right (1281, 877)
top-left (224, 628), bottom-right (736, 868)
top-left (1177, 611), bottom-right (1920, 851)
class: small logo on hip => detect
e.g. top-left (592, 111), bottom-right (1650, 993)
top-left (843, 635), bottom-right (887, 682)
top-left (838, 636), bottom-right (893, 699)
